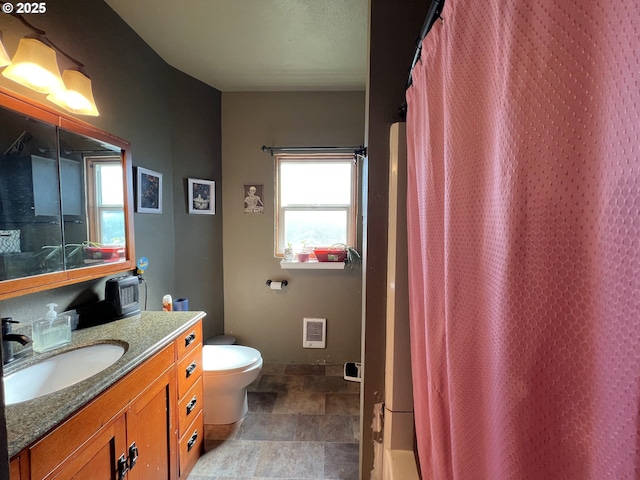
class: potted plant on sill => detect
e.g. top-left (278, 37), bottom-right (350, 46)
top-left (297, 240), bottom-right (311, 263)
top-left (345, 245), bottom-right (361, 268)
top-left (283, 243), bottom-right (295, 262)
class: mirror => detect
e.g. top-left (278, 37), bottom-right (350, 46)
top-left (0, 88), bottom-right (135, 299)
top-left (58, 129), bottom-right (126, 271)
top-left (0, 107), bottom-right (62, 276)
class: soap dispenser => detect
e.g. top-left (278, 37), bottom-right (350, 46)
top-left (32, 303), bottom-right (72, 353)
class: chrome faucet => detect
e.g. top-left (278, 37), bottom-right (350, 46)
top-left (2, 317), bottom-right (32, 365)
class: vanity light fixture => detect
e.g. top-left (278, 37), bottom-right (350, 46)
top-left (2, 37), bottom-right (65, 94)
top-left (0, 35), bottom-right (10, 68)
top-left (47, 69), bottom-right (99, 116)
top-left (0, 11), bottom-right (99, 116)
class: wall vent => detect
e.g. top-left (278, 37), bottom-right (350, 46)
top-left (303, 317), bottom-right (326, 348)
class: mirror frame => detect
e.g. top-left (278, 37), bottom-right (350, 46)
top-left (0, 86), bottom-right (136, 300)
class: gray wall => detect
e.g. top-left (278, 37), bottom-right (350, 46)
top-left (171, 69), bottom-right (224, 341)
top-left (221, 92), bottom-right (364, 364)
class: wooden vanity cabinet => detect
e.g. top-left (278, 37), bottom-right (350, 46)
top-left (10, 319), bottom-right (205, 480)
top-left (28, 344), bottom-right (176, 480)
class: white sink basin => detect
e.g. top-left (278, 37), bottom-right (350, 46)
top-left (3, 343), bottom-right (126, 405)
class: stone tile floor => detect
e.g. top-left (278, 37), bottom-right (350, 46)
top-left (188, 363), bottom-right (361, 480)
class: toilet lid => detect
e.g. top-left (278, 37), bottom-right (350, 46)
top-left (202, 345), bottom-right (262, 374)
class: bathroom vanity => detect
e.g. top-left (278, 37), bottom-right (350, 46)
top-left (6, 311), bottom-right (204, 480)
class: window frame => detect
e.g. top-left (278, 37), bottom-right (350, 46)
top-left (86, 156), bottom-right (125, 245)
top-left (274, 153), bottom-right (358, 257)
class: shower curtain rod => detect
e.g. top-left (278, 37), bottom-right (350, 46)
top-left (261, 145), bottom-right (366, 156)
top-left (406, 0), bottom-right (445, 89)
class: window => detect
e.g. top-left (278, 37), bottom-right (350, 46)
top-left (275, 153), bottom-right (357, 255)
top-left (86, 157), bottom-right (125, 245)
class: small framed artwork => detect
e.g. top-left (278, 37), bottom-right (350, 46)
top-left (244, 184), bottom-right (264, 214)
top-left (136, 167), bottom-right (162, 214)
top-left (188, 178), bottom-right (215, 214)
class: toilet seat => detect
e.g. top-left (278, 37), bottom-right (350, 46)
top-left (202, 345), bottom-right (262, 375)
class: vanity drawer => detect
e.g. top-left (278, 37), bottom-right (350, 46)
top-left (177, 343), bottom-right (202, 398)
top-left (175, 321), bottom-right (202, 360)
top-left (178, 377), bottom-right (203, 438)
top-left (179, 410), bottom-right (203, 478)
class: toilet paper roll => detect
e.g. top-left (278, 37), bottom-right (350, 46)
top-left (269, 281), bottom-right (282, 290)
top-left (173, 298), bottom-right (189, 311)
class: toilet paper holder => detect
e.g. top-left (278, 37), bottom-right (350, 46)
top-left (266, 279), bottom-right (288, 287)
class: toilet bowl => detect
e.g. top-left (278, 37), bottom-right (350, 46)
top-left (202, 345), bottom-right (263, 425)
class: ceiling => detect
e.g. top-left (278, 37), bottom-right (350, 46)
top-left (105, 0), bottom-right (369, 92)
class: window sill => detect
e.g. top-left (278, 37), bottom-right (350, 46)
top-left (280, 260), bottom-right (345, 270)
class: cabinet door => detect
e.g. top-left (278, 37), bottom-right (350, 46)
top-left (10, 453), bottom-right (27, 480)
top-left (48, 415), bottom-right (127, 480)
top-left (126, 368), bottom-right (177, 480)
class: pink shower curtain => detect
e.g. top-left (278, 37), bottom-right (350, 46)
top-left (405, 1), bottom-right (640, 479)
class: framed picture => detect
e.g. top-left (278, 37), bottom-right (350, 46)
top-left (136, 167), bottom-right (162, 214)
top-left (188, 178), bottom-right (215, 214)
top-left (243, 184), bottom-right (264, 214)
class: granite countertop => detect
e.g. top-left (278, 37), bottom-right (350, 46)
top-left (4, 310), bottom-right (206, 458)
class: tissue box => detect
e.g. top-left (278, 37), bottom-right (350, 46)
top-left (0, 230), bottom-right (20, 254)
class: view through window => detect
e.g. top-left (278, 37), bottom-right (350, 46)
top-left (86, 158), bottom-right (125, 245)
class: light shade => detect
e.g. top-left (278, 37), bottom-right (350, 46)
top-left (2, 37), bottom-right (65, 94)
top-left (0, 37), bottom-right (10, 68)
top-left (47, 69), bottom-right (99, 116)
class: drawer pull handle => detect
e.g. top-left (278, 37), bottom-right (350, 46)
top-left (186, 361), bottom-right (197, 377)
top-left (185, 332), bottom-right (196, 347)
top-left (186, 395), bottom-right (198, 415)
top-left (129, 442), bottom-right (139, 469)
top-left (117, 454), bottom-right (128, 480)
top-left (187, 430), bottom-right (198, 451)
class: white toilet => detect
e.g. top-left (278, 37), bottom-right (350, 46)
top-left (202, 345), bottom-right (263, 424)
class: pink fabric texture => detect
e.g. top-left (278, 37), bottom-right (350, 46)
top-left (405, 1), bottom-right (640, 479)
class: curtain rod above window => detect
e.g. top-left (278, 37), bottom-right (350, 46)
top-left (261, 145), bottom-right (366, 157)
